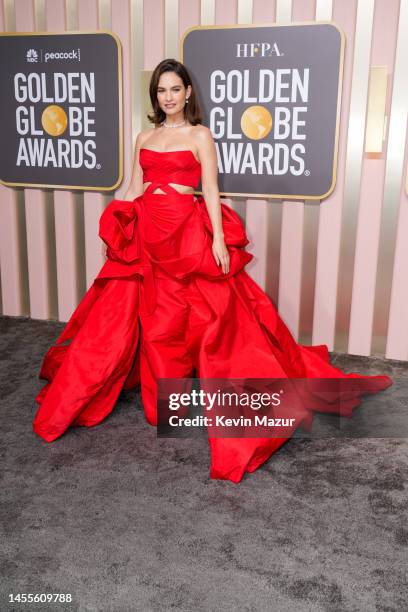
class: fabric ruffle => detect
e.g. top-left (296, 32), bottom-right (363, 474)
top-left (95, 194), bottom-right (253, 315)
top-left (32, 192), bottom-right (393, 483)
top-left (98, 194), bottom-right (252, 278)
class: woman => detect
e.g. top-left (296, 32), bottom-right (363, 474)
top-left (33, 59), bottom-right (392, 483)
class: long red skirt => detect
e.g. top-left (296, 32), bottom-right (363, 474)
top-left (33, 189), bottom-right (393, 483)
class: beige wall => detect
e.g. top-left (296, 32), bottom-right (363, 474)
top-left (0, 0), bottom-right (407, 361)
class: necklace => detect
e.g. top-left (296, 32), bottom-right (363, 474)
top-left (161, 119), bottom-right (186, 128)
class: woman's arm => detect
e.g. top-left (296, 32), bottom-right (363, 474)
top-left (196, 126), bottom-right (230, 274)
top-left (123, 131), bottom-right (147, 201)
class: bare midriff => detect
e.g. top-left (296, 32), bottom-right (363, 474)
top-left (143, 181), bottom-right (194, 195)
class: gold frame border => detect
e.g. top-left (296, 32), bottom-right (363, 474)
top-left (0, 30), bottom-right (123, 193)
top-left (180, 21), bottom-right (345, 201)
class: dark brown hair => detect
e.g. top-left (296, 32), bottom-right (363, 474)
top-left (147, 58), bottom-right (202, 126)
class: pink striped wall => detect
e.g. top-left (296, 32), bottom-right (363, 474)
top-left (0, 0), bottom-right (407, 362)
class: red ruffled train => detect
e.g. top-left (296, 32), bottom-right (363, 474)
top-left (33, 151), bottom-right (393, 483)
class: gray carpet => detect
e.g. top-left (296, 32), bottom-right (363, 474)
top-left (1, 315), bottom-right (407, 612)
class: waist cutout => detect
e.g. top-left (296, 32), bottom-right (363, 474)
top-left (143, 181), bottom-right (195, 197)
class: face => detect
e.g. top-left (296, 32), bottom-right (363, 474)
top-left (156, 71), bottom-right (191, 116)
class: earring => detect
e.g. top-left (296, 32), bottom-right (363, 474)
top-left (185, 97), bottom-right (189, 103)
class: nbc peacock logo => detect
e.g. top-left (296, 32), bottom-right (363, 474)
top-left (26, 49), bottom-right (38, 62)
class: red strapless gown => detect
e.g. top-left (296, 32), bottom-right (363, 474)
top-left (33, 149), bottom-right (392, 483)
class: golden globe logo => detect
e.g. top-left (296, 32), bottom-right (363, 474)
top-left (41, 105), bottom-right (68, 137)
top-left (241, 106), bottom-right (273, 140)
top-left (182, 23), bottom-right (343, 197)
top-left (0, 32), bottom-right (121, 190)
top-left (210, 68), bottom-right (308, 176)
top-left (14, 72), bottom-right (97, 169)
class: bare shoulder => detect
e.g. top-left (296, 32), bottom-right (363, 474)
top-left (192, 124), bottom-right (214, 145)
top-left (136, 127), bottom-right (155, 148)
top-left (192, 125), bottom-right (215, 160)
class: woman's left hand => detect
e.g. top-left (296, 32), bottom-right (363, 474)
top-left (212, 235), bottom-right (230, 274)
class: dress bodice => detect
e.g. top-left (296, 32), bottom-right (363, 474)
top-left (139, 148), bottom-right (201, 189)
